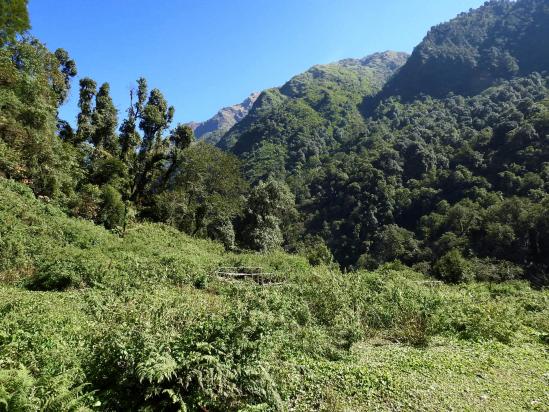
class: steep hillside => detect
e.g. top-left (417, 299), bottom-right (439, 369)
top-left (374, 0), bottom-right (549, 103)
top-left (211, 0), bottom-right (549, 281)
top-left (1, 178), bottom-right (547, 410)
top-left (305, 74), bottom-right (549, 279)
top-left (217, 51), bottom-right (408, 181)
top-left (187, 92), bottom-right (260, 144)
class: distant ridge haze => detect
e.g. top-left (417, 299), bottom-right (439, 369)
top-left (187, 92), bottom-right (260, 142)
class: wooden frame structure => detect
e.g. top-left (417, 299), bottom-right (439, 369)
top-left (213, 267), bottom-right (284, 286)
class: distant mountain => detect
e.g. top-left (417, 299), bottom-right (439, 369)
top-left (188, 92), bottom-right (260, 144)
top-left (209, 0), bottom-right (549, 278)
top-left (217, 51), bottom-right (409, 181)
top-left (374, 0), bottom-right (549, 103)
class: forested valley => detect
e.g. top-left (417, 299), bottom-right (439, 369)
top-left (0, 0), bottom-right (548, 410)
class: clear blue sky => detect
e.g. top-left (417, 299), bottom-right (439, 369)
top-left (28, 0), bottom-right (486, 126)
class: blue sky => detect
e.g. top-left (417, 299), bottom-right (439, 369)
top-left (29, 0), bottom-right (486, 126)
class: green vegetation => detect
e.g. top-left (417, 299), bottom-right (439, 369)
top-left (218, 2), bottom-right (549, 285)
top-left (1, 0), bottom-right (548, 409)
top-left (377, 0), bottom-right (549, 101)
top-left (302, 75), bottom-right (549, 283)
top-left (1, 179), bottom-right (547, 410)
top-left (218, 51), bottom-right (409, 181)
top-left (0, 0), bottom-right (29, 45)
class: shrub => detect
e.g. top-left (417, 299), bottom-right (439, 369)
top-left (86, 290), bottom-right (283, 411)
top-left (99, 185), bottom-right (125, 229)
top-left (447, 301), bottom-right (518, 343)
top-left (207, 218), bottom-right (236, 250)
top-left (295, 236), bottom-right (334, 266)
top-left (469, 257), bottom-right (524, 282)
top-left (433, 249), bottom-right (473, 283)
top-left (0, 367), bottom-right (38, 411)
top-left (26, 248), bottom-right (109, 290)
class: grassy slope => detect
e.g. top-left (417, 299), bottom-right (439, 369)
top-left (0, 178), bottom-right (547, 410)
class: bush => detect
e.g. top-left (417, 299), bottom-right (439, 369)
top-left (26, 248), bottom-right (109, 290)
top-left (207, 218), bottom-right (236, 250)
top-left (447, 301), bottom-right (518, 343)
top-left (296, 236), bottom-right (334, 266)
top-left (469, 257), bottom-right (524, 282)
top-left (99, 185), bottom-right (125, 230)
top-left (433, 249), bottom-right (473, 283)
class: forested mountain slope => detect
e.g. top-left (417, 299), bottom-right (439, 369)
top-left (306, 74), bottom-right (549, 282)
top-left (374, 0), bottom-right (549, 102)
top-left (217, 51), bottom-right (408, 181)
top-left (216, 0), bottom-right (549, 284)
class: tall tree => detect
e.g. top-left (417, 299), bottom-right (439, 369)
top-left (119, 89), bottom-right (141, 164)
top-left (0, 0), bottom-right (30, 45)
top-left (131, 84), bottom-right (174, 203)
top-left (0, 38), bottom-right (81, 200)
top-left (162, 123), bottom-right (194, 188)
top-left (76, 77), bottom-right (97, 144)
top-left (92, 83), bottom-right (118, 154)
top-left (139, 88), bottom-right (174, 154)
top-left (237, 178), bottom-right (296, 251)
top-left (53, 48), bottom-right (77, 105)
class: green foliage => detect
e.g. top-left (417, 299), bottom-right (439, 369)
top-left (92, 83), bottom-right (118, 155)
top-left (152, 142), bottom-right (247, 240)
top-left (1, 1), bottom-right (549, 409)
top-left (98, 184), bottom-right (125, 229)
top-left (75, 77), bottom-right (97, 144)
top-left (219, 52), bottom-right (408, 181)
top-left (0, 179), bottom-right (548, 409)
top-left (0, 0), bottom-right (29, 45)
top-left (294, 235), bottom-right (334, 266)
top-left (238, 178), bottom-right (296, 251)
top-left (0, 38), bottom-right (80, 202)
top-left (295, 74), bottom-right (549, 283)
top-left (433, 249), bottom-right (473, 284)
top-left (377, 0), bottom-right (549, 101)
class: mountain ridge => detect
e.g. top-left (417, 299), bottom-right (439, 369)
top-left (187, 92), bottom-right (260, 144)
top-left (216, 50), bottom-right (409, 180)
top-left (372, 0), bottom-right (549, 104)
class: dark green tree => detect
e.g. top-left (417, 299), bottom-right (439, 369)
top-left (119, 89), bottom-right (141, 164)
top-left (131, 82), bottom-right (174, 204)
top-left (238, 178), bottom-right (296, 251)
top-left (76, 77), bottom-right (97, 144)
top-left (152, 142), bottom-right (247, 243)
top-left (53, 48), bottom-right (77, 105)
top-left (0, 0), bottom-right (29, 44)
top-left (92, 83), bottom-right (118, 155)
top-left (0, 38), bottom-right (82, 201)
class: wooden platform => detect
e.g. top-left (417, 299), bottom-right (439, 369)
top-left (213, 267), bottom-right (284, 286)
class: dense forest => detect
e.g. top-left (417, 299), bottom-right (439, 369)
top-left (0, 0), bottom-right (548, 410)
top-left (3, 0), bottom-right (547, 285)
top-left (217, 0), bottom-right (549, 285)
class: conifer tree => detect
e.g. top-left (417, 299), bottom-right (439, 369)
top-left (76, 77), bottom-right (97, 144)
top-left (92, 83), bottom-right (118, 155)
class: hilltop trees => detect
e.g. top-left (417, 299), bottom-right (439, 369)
top-left (377, 0), bottom-right (549, 101)
top-left (75, 77), bottom-right (96, 144)
top-left (66, 75), bottom-right (258, 247)
top-left (92, 83), bottom-right (118, 154)
top-left (0, 0), bottom-right (29, 44)
top-left (0, 37), bottom-right (79, 201)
